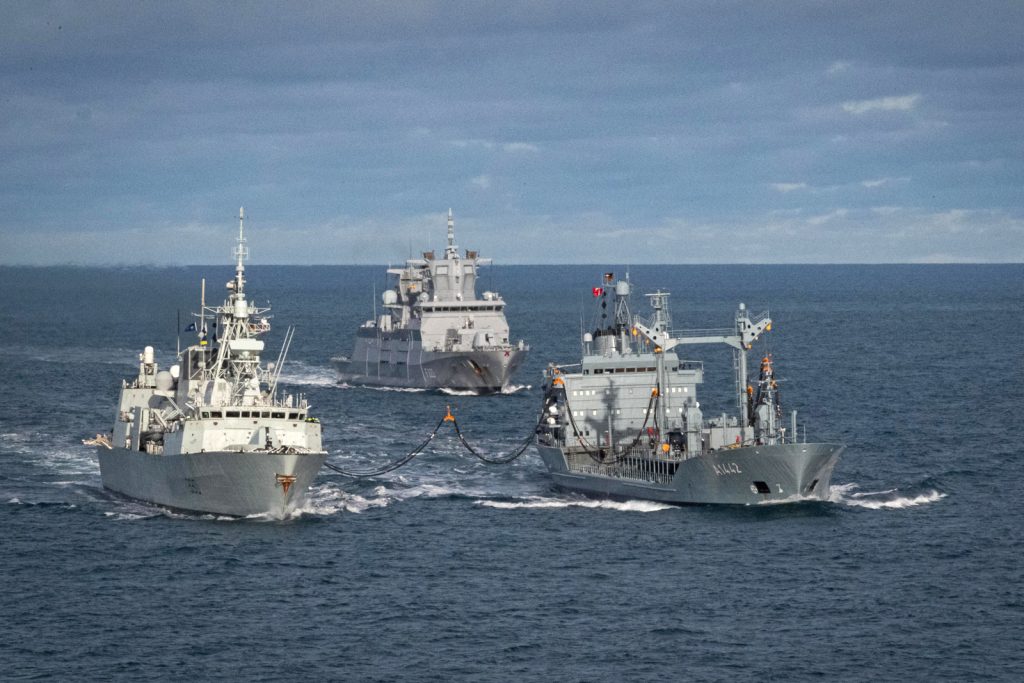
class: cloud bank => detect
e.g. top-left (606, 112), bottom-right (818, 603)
top-left (1, 1), bottom-right (1022, 264)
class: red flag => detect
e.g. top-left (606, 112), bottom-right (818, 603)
top-left (592, 287), bottom-right (604, 297)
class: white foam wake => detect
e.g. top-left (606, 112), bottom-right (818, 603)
top-left (439, 384), bottom-right (532, 397)
top-left (277, 362), bottom-right (338, 387)
top-left (438, 388), bottom-right (479, 396)
top-left (359, 385), bottom-right (429, 393)
top-left (292, 481), bottom-right (475, 516)
top-left (278, 365), bottom-right (433, 393)
top-left (100, 498), bottom-right (241, 522)
top-left (829, 483), bottom-right (947, 509)
top-left (475, 496), bottom-right (674, 513)
top-left (104, 510), bottom-right (161, 521)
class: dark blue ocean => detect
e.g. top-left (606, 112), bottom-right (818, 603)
top-left (2, 264), bottom-right (1021, 681)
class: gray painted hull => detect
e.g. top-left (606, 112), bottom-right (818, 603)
top-left (98, 447), bottom-right (326, 517)
top-left (536, 442), bottom-right (844, 505)
top-left (332, 348), bottom-right (527, 393)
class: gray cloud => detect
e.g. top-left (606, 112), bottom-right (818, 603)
top-left (1, 1), bottom-right (1022, 264)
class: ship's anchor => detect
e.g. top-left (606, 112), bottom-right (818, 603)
top-left (322, 405), bottom-right (538, 478)
top-left (275, 473), bottom-right (297, 495)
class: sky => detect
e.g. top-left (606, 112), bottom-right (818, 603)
top-left (2, 1), bottom-right (1023, 264)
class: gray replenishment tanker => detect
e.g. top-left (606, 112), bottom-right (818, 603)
top-left (535, 275), bottom-right (844, 505)
top-left (90, 209), bottom-right (326, 517)
top-left (331, 210), bottom-right (528, 392)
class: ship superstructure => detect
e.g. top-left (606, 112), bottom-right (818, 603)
top-left (331, 209), bottom-right (528, 392)
top-left (93, 209), bottom-right (326, 517)
top-left (535, 274), bottom-right (843, 504)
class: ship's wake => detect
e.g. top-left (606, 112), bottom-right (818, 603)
top-left (277, 363), bottom-right (435, 393)
top-left (828, 482), bottom-right (946, 509)
top-left (295, 472), bottom-right (677, 516)
top-left (355, 385), bottom-right (429, 393)
top-left (438, 383), bottom-right (532, 397)
top-left (277, 361), bottom-right (338, 387)
top-left (295, 480), bottom-right (501, 516)
top-left (475, 496), bottom-right (674, 513)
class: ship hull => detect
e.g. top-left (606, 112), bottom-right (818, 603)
top-left (98, 447), bottom-right (326, 517)
top-left (536, 442), bottom-right (844, 505)
top-left (332, 347), bottom-right (527, 393)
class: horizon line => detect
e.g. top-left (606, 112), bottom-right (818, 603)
top-left (0, 261), bottom-right (1021, 268)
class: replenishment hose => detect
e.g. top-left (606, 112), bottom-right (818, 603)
top-left (323, 406), bottom-right (538, 477)
top-left (322, 415), bottom-right (448, 477)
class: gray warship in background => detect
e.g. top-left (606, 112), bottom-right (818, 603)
top-left (331, 209), bottom-right (528, 393)
top-left (89, 209), bottom-right (326, 517)
top-left (535, 274), bottom-right (843, 505)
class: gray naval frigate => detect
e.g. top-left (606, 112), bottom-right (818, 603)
top-left (535, 275), bottom-right (844, 505)
top-left (90, 209), bottom-right (326, 517)
top-left (331, 209), bottom-right (528, 393)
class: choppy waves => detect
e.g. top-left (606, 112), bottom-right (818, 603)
top-left (2, 431), bottom-right (99, 479)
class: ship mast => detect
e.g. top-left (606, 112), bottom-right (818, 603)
top-left (209, 206), bottom-right (263, 403)
top-left (233, 206), bottom-right (248, 296)
top-left (644, 291), bottom-right (673, 433)
top-left (444, 208), bottom-right (458, 260)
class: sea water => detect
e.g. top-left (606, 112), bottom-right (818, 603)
top-left (1, 264), bottom-right (1021, 681)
